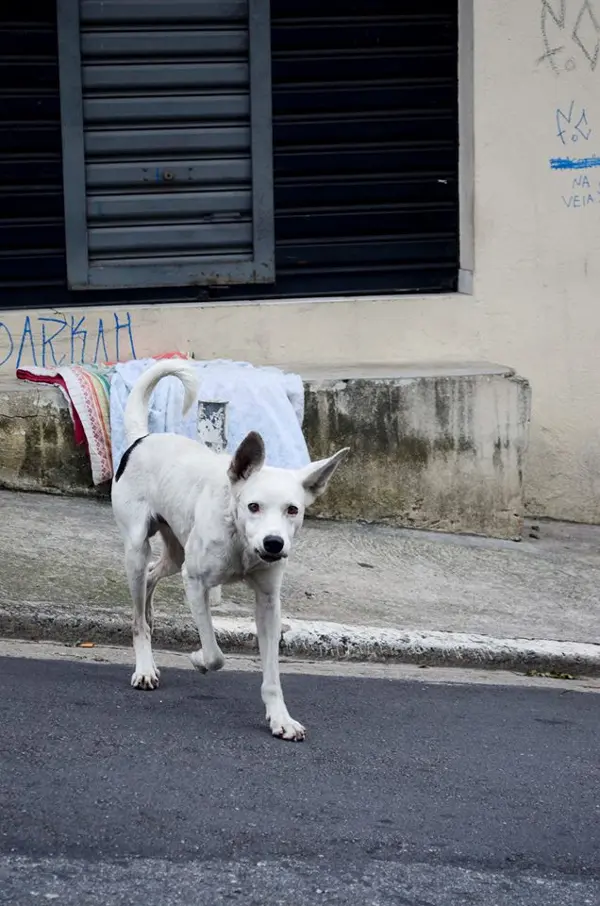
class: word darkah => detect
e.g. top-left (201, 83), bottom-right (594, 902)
top-left (0, 311), bottom-right (137, 369)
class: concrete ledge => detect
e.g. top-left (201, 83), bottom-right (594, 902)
top-left (0, 378), bottom-right (93, 495)
top-left (1, 608), bottom-right (598, 677)
top-left (0, 363), bottom-right (531, 538)
top-left (304, 365), bottom-right (531, 538)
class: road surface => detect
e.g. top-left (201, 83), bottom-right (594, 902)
top-left (0, 649), bottom-right (599, 904)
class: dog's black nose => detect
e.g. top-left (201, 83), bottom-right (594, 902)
top-left (263, 535), bottom-right (284, 555)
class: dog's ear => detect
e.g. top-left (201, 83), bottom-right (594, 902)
top-left (228, 431), bottom-right (266, 482)
top-left (299, 448), bottom-right (350, 503)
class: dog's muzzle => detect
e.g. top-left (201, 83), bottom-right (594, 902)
top-left (258, 534), bottom-right (287, 563)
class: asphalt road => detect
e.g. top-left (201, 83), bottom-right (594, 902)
top-left (1, 654), bottom-right (599, 905)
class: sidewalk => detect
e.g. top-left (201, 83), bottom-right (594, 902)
top-left (1, 489), bottom-right (599, 674)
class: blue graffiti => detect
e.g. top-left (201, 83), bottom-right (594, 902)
top-left (0, 322), bottom-right (14, 366)
top-left (556, 101), bottom-right (592, 145)
top-left (550, 154), bottom-right (600, 169)
top-left (0, 312), bottom-right (137, 369)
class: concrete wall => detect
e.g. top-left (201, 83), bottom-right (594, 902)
top-left (1, 0), bottom-right (599, 522)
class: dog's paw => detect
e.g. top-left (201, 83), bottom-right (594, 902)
top-left (189, 648), bottom-right (225, 674)
top-left (189, 650), bottom-right (208, 674)
top-left (131, 667), bottom-right (160, 690)
top-left (269, 716), bottom-right (306, 742)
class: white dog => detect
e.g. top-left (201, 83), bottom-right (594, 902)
top-left (111, 360), bottom-right (348, 741)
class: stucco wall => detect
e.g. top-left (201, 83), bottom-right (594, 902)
top-left (1, 0), bottom-right (599, 522)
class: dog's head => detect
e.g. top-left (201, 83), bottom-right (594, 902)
top-left (227, 432), bottom-right (349, 565)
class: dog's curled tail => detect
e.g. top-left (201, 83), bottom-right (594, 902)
top-left (123, 359), bottom-right (199, 444)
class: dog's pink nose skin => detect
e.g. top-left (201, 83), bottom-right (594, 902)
top-left (263, 535), bottom-right (284, 556)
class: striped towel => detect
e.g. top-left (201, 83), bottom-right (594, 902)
top-left (17, 352), bottom-right (188, 486)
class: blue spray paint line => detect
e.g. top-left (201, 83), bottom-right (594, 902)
top-left (549, 155), bottom-right (600, 170)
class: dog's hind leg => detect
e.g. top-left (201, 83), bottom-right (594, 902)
top-left (208, 585), bottom-right (222, 609)
top-left (125, 531), bottom-right (158, 691)
top-left (145, 522), bottom-right (184, 631)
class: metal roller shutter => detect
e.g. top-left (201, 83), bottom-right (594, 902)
top-left (57, 0), bottom-right (274, 290)
top-left (218, 0), bottom-right (459, 300)
top-left (0, 11), bottom-right (66, 306)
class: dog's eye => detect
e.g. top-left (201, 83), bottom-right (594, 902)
top-left (287, 505), bottom-right (299, 517)
top-left (247, 502), bottom-right (260, 513)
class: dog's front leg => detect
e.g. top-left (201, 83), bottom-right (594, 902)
top-left (248, 572), bottom-right (305, 742)
top-left (182, 566), bottom-right (225, 674)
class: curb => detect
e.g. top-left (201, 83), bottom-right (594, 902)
top-left (2, 609), bottom-right (600, 676)
top-left (279, 620), bottom-right (600, 675)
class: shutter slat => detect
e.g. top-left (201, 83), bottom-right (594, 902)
top-left (81, 1), bottom-right (248, 25)
top-left (88, 221), bottom-right (252, 255)
top-left (83, 94), bottom-right (250, 125)
top-left (86, 158), bottom-right (251, 189)
top-left (82, 62), bottom-right (249, 91)
top-left (81, 29), bottom-right (249, 58)
top-left (87, 189), bottom-right (251, 220)
top-left (85, 126), bottom-right (250, 156)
